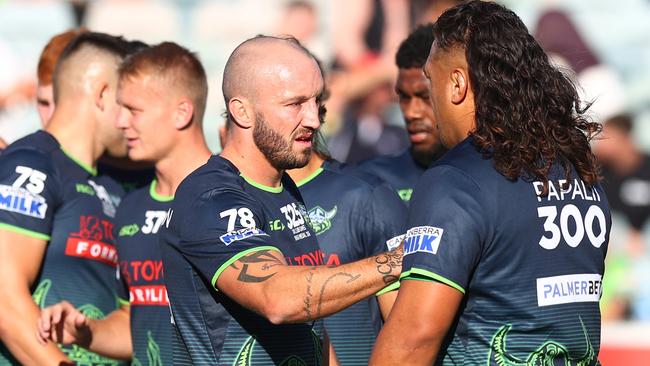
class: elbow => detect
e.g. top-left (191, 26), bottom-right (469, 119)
top-left (260, 293), bottom-right (306, 325)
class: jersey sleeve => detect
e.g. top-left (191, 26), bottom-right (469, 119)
top-left (401, 165), bottom-right (489, 294)
top-left (177, 188), bottom-right (282, 289)
top-left (0, 148), bottom-right (60, 240)
top-left (113, 212), bottom-right (130, 305)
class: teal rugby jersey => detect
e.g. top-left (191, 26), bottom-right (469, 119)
top-left (356, 148), bottom-right (428, 204)
top-left (296, 160), bottom-right (407, 365)
top-left (0, 131), bottom-right (126, 365)
top-left (402, 137), bottom-right (610, 365)
top-left (114, 180), bottom-right (174, 366)
top-left (160, 156), bottom-right (324, 366)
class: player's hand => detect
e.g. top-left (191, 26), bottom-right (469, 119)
top-left (37, 300), bottom-right (91, 347)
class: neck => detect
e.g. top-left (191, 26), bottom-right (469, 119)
top-left (46, 102), bottom-right (102, 172)
top-left (287, 153), bottom-right (324, 184)
top-left (220, 134), bottom-right (284, 189)
top-left (153, 131), bottom-right (212, 197)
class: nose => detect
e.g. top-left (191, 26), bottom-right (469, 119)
top-left (301, 99), bottom-right (321, 130)
top-left (404, 98), bottom-right (424, 122)
top-left (115, 106), bottom-right (130, 129)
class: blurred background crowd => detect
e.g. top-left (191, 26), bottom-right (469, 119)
top-left (0, 0), bottom-right (649, 353)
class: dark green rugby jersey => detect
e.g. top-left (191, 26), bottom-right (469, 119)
top-left (356, 149), bottom-right (427, 205)
top-left (114, 180), bottom-right (174, 366)
top-left (295, 160), bottom-right (407, 365)
top-left (403, 137), bottom-right (610, 365)
top-left (160, 156), bottom-right (324, 365)
top-left (0, 131), bottom-right (126, 365)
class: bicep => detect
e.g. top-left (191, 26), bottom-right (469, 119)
top-left (215, 248), bottom-right (288, 315)
top-left (378, 280), bottom-right (463, 363)
top-left (0, 229), bottom-right (47, 290)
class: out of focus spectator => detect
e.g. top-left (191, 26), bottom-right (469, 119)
top-left (595, 114), bottom-right (650, 241)
top-left (595, 113), bottom-right (650, 322)
top-left (410, 0), bottom-right (461, 24)
top-left (534, 8), bottom-right (625, 121)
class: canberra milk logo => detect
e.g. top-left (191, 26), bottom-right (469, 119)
top-left (386, 234), bottom-right (405, 251)
top-left (307, 205), bottom-right (337, 235)
top-left (0, 185), bottom-right (48, 219)
top-left (404, 226), bottom-right (444, 255)
top-left (220, 227), bottom-right (268, 246)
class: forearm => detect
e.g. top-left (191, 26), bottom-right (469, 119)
top-left (377, 290), bottom-right (398, 321)
top-left (85, 306), bottom-right (132, 360)
top-left (0, 294), bottom-right (69, 366)
top-left (265, 250), bottom-right (402, 323)
top-left (370, 319), bottom-right (440, 365)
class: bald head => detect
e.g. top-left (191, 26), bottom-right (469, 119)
top-left (222, 35), bottom-right (321, 122)
top-left (53, 32), bottom-right (131, 103)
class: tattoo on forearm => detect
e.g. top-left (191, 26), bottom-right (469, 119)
top-left (316, 272), bottom-right (360, 317)
top-left (235, 250), bottom-right (283, 283)
top-left (375, 249), bottom-right (403, 284)
top-left (303, 269), bottom-right (315, 320)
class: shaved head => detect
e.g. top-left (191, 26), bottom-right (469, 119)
top-left (52, 32), bottom-right (131, 103)
top-left (222, 35), bottom-right (321, 123)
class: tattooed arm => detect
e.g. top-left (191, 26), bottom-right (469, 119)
top-left (216, 247), bottom-right (403, 324)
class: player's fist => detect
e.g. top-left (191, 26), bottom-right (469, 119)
top-left (37, 300), bottom-right (91, 347)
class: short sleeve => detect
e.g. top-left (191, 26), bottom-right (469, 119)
top-left (401, 165), bottom-right (488, 294)
top-left (0, 149), bottom-right (60, 240)
top-left (177, 189), bottom-right (282, 289)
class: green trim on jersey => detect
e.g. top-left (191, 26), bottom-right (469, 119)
top-left (117, 297), bottom-right (130, 307)
top-left (295, 167), bottom-right (324, 188)
top-left (211, 246), bottom-right (283, 287)
top-left (149, 179), bottom-right (174, 202)
top-left (0, 222), bottom-right (51, 240)
top-left (401, 268), bottom-right (466, 294)
top-left (60, 147), bottom-right (98, 176)
top-left (240, 174), bottom-right (283, 193)
top-left (376, 281), bottom-right (400, 296)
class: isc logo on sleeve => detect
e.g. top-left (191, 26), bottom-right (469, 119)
top-left (404, 226), bottom-right (444, 255)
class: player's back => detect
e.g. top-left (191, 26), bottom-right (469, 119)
top-left (404, 137), bottom-right (609, 365)
top-left (160, 156), bottom-right (323, 366)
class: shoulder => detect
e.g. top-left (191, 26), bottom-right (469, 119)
top-left (1, 132), bottom-right (59, 170)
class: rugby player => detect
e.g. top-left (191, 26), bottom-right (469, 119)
top-left (356, 23), bottom-right (446, 204)
top-left (371, 1), bottom-right (609, 364)
top-left (37, 42), bottom-right (212, 366)
top-left (287, 132), bottom-right (406, 364)
top-left (160, 35), bottom-right (403, 365)
top-left (0, 32), bottom-right (133, 365)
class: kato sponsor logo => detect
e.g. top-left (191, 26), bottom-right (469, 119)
top-left (0, 185), bottom-right (48, 218)
top-left (65, 215), bottom-right (117, 266)
top-left (403, 226), bottom-right (444, 255)
top-left (220, 227), bottom-right (268, 245)
top-left (536, 273), bottom-right (602, 306)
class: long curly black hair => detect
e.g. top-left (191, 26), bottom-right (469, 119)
top-left (434, 1), bottom-right (601, 190)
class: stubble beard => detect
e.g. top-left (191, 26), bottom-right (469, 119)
top-left (253, 113), bottom-right (312, 171)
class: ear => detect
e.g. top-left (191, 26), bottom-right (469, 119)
top-left (228, 97), bottom-right (253, 129)
top-left (174, 99), bottom-right (194, 130)
top-left (96, 83), bottom-right (109, 111)
top-left (450, 68), bottom-right (468, 105)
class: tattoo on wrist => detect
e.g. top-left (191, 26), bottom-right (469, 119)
top-left (375, 249), bottom-right (403, 284)
top-left (235, 250), bottom-right (283, 283)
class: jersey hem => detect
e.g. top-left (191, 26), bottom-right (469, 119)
top-left (117, 297), bottom-right (130, 307)
top-left (0, 222), bottom-right (51, 240)
top-left (376, 281), bottom-right (400, 296)
top-left (400, 268), bottom-right (466, 294)
top-left (211, 246), bottom-right (283, 288)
